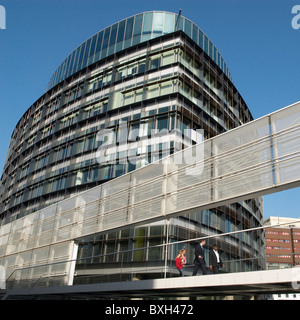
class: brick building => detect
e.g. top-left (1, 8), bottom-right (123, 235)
top-left (265, 217), bottom-right (300, 269)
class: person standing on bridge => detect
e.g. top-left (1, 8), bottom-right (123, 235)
top-left (192, 239), bottom-right (207, 276)
top-left (209, 244), bottom-right (225, 274)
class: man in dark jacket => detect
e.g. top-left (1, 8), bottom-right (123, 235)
top-left (209, 244), bottom-right (225, 274)
top-left (192, 239), bottom-right (207, 276)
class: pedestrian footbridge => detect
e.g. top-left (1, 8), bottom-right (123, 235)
top-left (3, 268), bottom-right (300, 299)
top-left (1, 101), bottom-right (300, 299)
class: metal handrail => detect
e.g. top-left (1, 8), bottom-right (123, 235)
top-left (5, 218), bottom-right (300, 290)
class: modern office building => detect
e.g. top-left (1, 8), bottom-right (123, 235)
top-left (0, 11), bottom-right (264, 287)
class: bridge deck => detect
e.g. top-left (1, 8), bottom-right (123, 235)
top-left (3, 268), bottom-right (300, 299)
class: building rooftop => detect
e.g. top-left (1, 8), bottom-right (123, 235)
top-left (264, 216), bottom-right (300, 228)
top-left (45, 11), bottom-right (232, 92)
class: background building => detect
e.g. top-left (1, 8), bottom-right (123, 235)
top-left (265, 216), bottom-right (300, 270)
top-left (0, 11), bottom-right (264, 286)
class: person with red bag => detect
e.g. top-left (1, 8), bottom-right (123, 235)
top-left (175, 249), bottom-right (187, 277)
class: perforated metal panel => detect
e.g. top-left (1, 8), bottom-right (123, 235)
top-left (1, 101), bottom-right (300, 284)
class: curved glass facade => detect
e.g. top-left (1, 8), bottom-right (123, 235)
top-left (46, 11), bottom-right (232, 92)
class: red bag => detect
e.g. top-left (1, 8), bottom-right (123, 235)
top-left (176, 257), bottom-right (183, 270)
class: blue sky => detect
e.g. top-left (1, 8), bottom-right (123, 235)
top-left (0, 0), bottom-right (299, 220)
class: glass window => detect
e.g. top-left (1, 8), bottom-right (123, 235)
top-left (164, 13), bottom-right (174, 34)
top-left (127, 62), bottom-right (138, 76)
top-left (201, 210), bottom-right (209, 225)
top-left (128, 161), bottom-right (136, 173)
top-left (157, 115), bottom-right (168, 131)
top-left (118, 239), bottom-right (130, 262)
top-left (182, 116), bottom-right (190, 131)
top-left (132, 13), bottom-right (143, 46)
top-left (192, 24), bottom-right (198, 43)
top-left (66, 51), bottom-right (75, 77)
top-left (176, 15), bottom-right (183, 31)
top-left (213, 45), bottom-right (217, 61)
top-left (123, 91), bottom-right (134, 105)
top-left (87, 34), bottom-right (98, 65)
top-left (162, 50), bottom-right (174, 66)
top-left (133, 227), bottom-right (147, 261)
top-left (64, 55), bottom-right (71, 80)
top-left (150, 225), bottom-right (164, 236)
top-left (62, 60), bottom-right (69, 80)
top-left (198, 30), bottom-right (204, 49)
top-left (135, 88), bottom-right (143, 102)
top-left (147, 118), bottom-right (156, 136)
top-left (124, 17), bottom-right (134, 49)
top-left (116, 20), bottom-right (125, 51)
top-left (153, 12), bottom-right (163, 34)
top-left (148, 237), bottom-right (162, 261)
top-left (114, 164), bottom-right (126, 177)
top-left (160, 81), bottom-right (173, 95)
top-left (149, 55), bottom-right (161, 70)
top-left (139, 121), bottom-right (148, 137)
top-left (146, 84), bottom-right (159, 99)
top-left (109, 23), bottom-right (118, 47)
top-left (81, 38), bottom-right (91, 69)
top-left (105, 240), bottom-right (117, 262)
top-left (215, 50), bottom-right (219, 68)
top-left (209, 41), bottom-right (213, 60)
top-left (184, 19), bottom-right (192, 38)
top-left (116, 65), bottom-right (127, 81)
top-left (107, 23), bottom-right (118, 56)
top-left (125, 17), bottom-right (134, 39)
top-left (181, 51), bottom-right (192, 68)
top-left (170, 113), bottom-right (176, 130)
top-left (94, 30), bottom-right (103, 61)
top-left (68, 50), bottom-right (77, 74)
top-left (142, 12), bottom-right (153, 41)
top-left (54, 65), bottom-right (61, 85)
top-left (204, 35), bottom-right (209, 55)
top-left (106, 165), bottom-right (114, 180)
top-left (101, 27), bottom-right (111, 59)
top-left (138, 61), bottom-right (146, 73)
top-left (128, 122), bottom-right (140, 141)
top-left (76, 42), bottom-right (86, 72)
